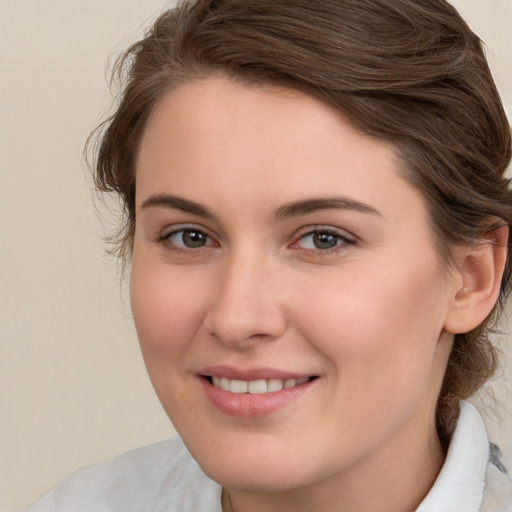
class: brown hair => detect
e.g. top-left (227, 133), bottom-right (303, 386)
top-left (90, 0), bottom-right (512, 441)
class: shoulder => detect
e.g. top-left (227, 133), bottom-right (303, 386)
top-left (25, 436), bottom-right (222, 512)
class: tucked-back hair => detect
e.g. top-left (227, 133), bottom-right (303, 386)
top-left (90, 0), bottom-right (512, 441)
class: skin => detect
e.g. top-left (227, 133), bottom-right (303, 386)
top-left (130, 75), bottom-right (471, 512)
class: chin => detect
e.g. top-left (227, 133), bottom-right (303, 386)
top-left (203, 464), bottom-right (310, 493)
top-left (190, 443), bottom-right (327, 493)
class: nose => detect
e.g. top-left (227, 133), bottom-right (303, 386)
top-left (204, 250), bottom-right (287, 348)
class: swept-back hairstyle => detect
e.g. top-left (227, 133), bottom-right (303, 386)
top-left (90, 0), bottom-right (512, 441)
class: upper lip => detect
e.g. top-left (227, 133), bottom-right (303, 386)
top-left (198, 365), bottom-right (316, 381)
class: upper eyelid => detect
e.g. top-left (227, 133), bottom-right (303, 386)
top-left (155, 222), bottom-right (356, 245)
top-left (153, 225), bottom-right (217, 249)
top-left (287, 228), bottom-right (357, 256)
top-left (160, 223), bottom-right (212, 238)
top-left (293, 225), bottom-right (356, 241)
top-left (158, 227), bottom-right (218, 252)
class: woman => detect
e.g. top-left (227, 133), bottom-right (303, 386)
top-left (28, 0), bottom-right (512, 510)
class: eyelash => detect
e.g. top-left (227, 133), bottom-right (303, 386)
top-left (156, 226), bottom-right (355, 256)
top-left (291, 228), bottom-right (355, 255)
top-left (157, 226), bottom-right (215, 252)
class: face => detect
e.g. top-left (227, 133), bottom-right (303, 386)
top-left (131, 76), bottom-right (457, 494)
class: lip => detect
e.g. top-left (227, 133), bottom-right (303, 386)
top-left (198, 366), bottom-right (317, 418)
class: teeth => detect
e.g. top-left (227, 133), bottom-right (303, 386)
top-left (248, 379), bottom-right (267, 394)
top-left (230, 379), bottom-right (248, 393)
top-left (284, 378), bottom-right (296, 388)
top-left (267, 378), bottom-right (284, 392)
top-left (210, 376), bottom-right (310, 394)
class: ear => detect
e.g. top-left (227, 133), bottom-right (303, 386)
top-left (443, 224), bottom-right (509, 334)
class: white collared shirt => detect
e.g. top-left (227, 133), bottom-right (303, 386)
top-left (27, 402), bottom-right (511, 511)
top-left (417, 401), bottom-right (511, 511)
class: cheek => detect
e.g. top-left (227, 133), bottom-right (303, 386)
top-left (129, 257), bottom-right (205, 361)
top-left (129, 255), bottom-right (215, 423)
top-left (295, 260), bottom-right (447, 395)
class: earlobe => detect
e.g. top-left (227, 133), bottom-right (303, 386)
top-left (444, 224), bottom-right (509, 334)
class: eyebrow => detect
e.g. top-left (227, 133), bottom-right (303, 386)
top-left (274, 197), bottom-right (382, 220)
top-left (139, 194), bottom-right (214, 219)
top-left (139, 193), bottom-right (382, 220)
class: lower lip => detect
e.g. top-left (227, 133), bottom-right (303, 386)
top-left (200, 378), bottom-right (313, 418)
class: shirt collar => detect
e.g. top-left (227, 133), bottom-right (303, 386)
top-left (416, 401), bottom-right (489, 512)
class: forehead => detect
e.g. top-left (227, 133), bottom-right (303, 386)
top-left (136, 76), bottom-right (424, 223)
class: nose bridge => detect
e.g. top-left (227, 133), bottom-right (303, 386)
top-left (205, 245), bottom-right (286, 347)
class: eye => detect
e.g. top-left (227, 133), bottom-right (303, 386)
top-left (294, 229), bottom-right (354, 251)
top-left (165, 228), bottom-right (212, 249)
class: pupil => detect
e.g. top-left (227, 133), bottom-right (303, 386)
top-left (313, 232), bottom-right (338, 249)
top-left (183, 230), bottom-right (206, 248)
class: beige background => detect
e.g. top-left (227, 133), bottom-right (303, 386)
top-left (0, 1), bottom-right (511, 510)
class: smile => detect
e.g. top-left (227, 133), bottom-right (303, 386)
top-left (200, 373), bottom-right (317, 418)
top-left (209, 376), bottom-right (311, 394)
